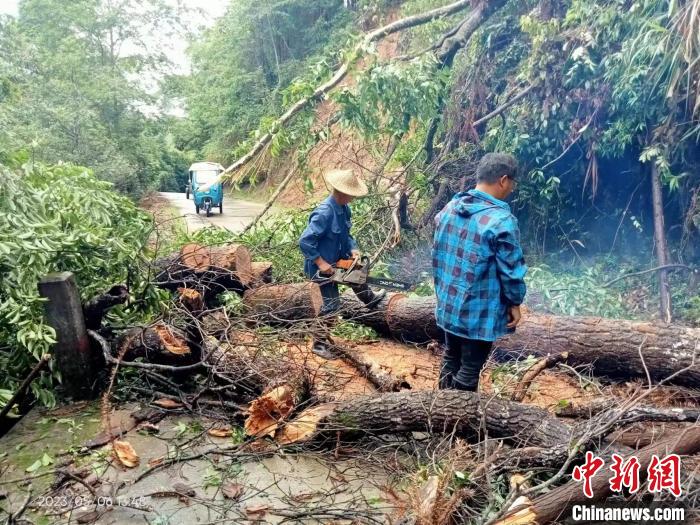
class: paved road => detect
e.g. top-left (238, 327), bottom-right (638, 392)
top-left (159, 191), bottom-right (265, 233)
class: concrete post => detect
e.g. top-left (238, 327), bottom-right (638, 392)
top-left (38, 272), bottom-right (97, 399)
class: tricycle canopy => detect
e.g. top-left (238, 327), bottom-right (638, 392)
top-left (188, 161), bottom-right (225, 217)
top-left (189, 162), bottom-right (224, 186)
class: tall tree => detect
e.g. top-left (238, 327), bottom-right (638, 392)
top-left (181, 0), bottom-right (353, 163)
top-left (0, 0), bottom-right (189, 197)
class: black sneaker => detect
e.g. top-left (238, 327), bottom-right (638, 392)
top-left (311, 340), bottom-right (338, 360)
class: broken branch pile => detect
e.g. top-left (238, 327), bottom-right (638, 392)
top-left (85, 252), bottom-right (700, 524)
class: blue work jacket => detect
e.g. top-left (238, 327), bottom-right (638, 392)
top-left (299, 195), bottom-right (358, 277)
top-left (432, 189), bottom-right (527, 341)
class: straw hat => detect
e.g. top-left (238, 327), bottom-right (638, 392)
top-left (324, 169), bottom-right (368, 197)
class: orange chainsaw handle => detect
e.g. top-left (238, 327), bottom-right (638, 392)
top-left (335, 259), bottom-right (356, 270)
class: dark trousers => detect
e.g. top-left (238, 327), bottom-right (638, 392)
top-left (319, 282), bottom-right (340, 315)
top-left (311, 282), bottom-right (340, 346)
top-left (439, 332), bottom-right (493, 391)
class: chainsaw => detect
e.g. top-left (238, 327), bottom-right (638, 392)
top-left (327, 255), bottom-right (413, 292)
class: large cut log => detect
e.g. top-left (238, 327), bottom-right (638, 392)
top-left (498, 312), bottom-right (700, 388)
top-left (339, 293), bottom-right (700, 388)
top-left (277, 390), bottom-right (572, 446)
top-left (116, 323), bottom-right (196, 366)
top-left (339, 291), bottom-right (407, 334)
top-left (495, 425), bottom-right (700, 525)
top-left (153, 243), bottom-right (253, 294)
top-left (243, 282), bottom-right (323, 323)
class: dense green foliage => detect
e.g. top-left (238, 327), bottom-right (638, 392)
top-left (0, 157), bottom-right (159, 410)
top-left (325, 1), bottom-right (699, 304)
top-left (176, 0), bottom-right (355, 164)
top-left (0, 0), bottom-right (191, 198)
top-left (462, 0), bottom-right (699, 258)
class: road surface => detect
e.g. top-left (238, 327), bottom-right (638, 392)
top-left (159, 191), bottom-right (265, 233)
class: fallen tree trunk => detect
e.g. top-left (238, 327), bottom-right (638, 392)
top-left (117, 323), bottom-right (196, 366)
top-left (218, 0), bottom-right (478, 182)
top-left (243, 282), bottom-right (323, 323)
top-left (277, 390), bottom-right (572, 446)
top-left (339, 293), bottom-right (700, 388)
top-left (495, 425), bottom-right (700, 525)
top-left (498, 312), bottom-right (700, 388)
top-left (153, 243), bottom-right (253, 294)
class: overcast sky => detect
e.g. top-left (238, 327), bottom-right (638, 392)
top-left (0, 0), bottom-right (230, 73)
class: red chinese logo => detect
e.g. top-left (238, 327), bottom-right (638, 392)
top-left (572, 451), bottom-right (605, 498)
top-left (647, 454), bottom-right (682, 497)
top-left (572, 453), bottom-right (682, 498)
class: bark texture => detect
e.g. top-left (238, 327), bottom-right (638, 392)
top-left (244, 282), bottom-right (323, 323)
top-left (497, 311), bottom-right (700, 388)
top-left (279, 390), bottom-right (572, 446)
top-left (340, 293), bottom-right (700, 387)
top-left (83, 284), bottom-right (129, 330)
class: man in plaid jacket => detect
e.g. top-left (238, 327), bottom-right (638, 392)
top-left (432, 153), bottom-right (527, 391)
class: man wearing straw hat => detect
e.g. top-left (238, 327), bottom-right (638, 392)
top-left (299, 168), bottom-right (380, 358)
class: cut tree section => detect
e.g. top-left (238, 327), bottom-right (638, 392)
top-left (243, 282), bottom-right (323, 322)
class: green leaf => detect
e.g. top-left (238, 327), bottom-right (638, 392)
top-left (26, 459), bottom-right (43, 473)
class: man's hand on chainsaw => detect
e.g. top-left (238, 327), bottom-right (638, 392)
top-left (351, 249), bottom-right (361, 261)
top-left (315, 257), bottom-right (334, 275)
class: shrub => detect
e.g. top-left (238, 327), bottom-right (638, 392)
top-left (0, 158), bottom-right (154, 409)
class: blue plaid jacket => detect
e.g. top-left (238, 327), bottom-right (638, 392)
top-left (432, 189), bottom-right (527, 341)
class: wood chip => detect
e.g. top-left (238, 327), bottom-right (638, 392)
top-left (207, 426), bottom-right (232, 438)
top-left (152, 398), bottom-right (183, 409)
top-left (113, 440), bottom-right (140, 468)
top-left (222, 481), bottom-right (245, 501)
top-left (138, 422), bottom-right (160, 433)
top-left (148, 457), bottom-right (164, 468)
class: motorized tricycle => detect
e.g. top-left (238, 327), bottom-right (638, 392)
top-left (186, 162), bottom-right (224, 217)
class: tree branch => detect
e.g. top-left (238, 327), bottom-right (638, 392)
top-left (220, 0), bottom-right (476, 180)
top-left (603, 264), bottom-right (694, 288)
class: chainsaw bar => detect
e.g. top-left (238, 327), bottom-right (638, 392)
top-left (365, 276), bottom-right (413, 292)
